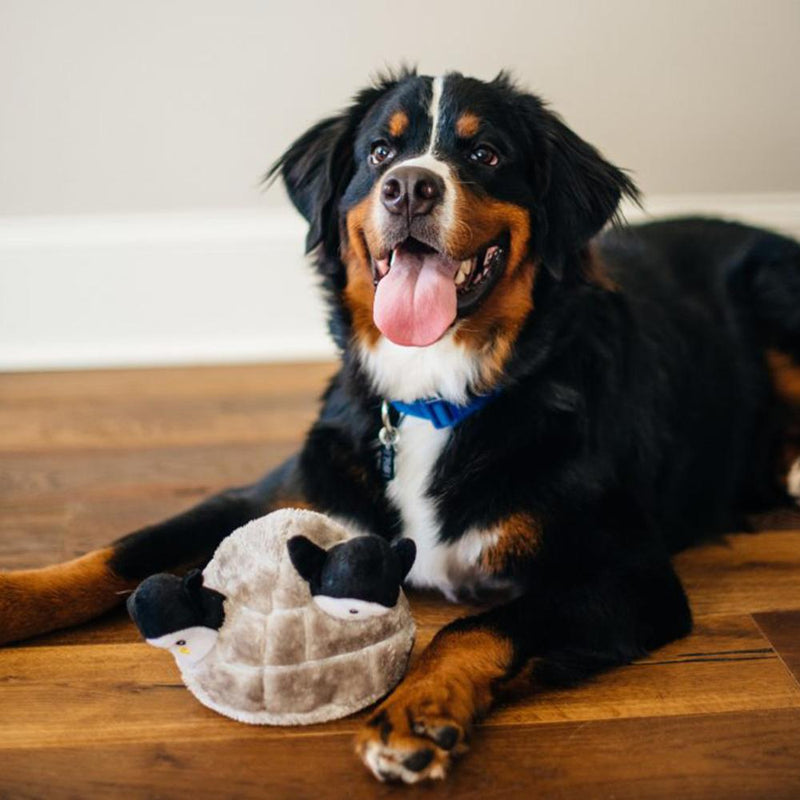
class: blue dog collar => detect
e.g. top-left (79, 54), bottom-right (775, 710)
top-left (390, 391), bottom-right (500, 429)
top-left (377, 392), bottom-right (500, 480)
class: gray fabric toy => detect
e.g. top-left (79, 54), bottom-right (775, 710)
top-left (127, 509), bottom-right (416, 725)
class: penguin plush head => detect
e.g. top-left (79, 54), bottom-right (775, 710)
top-left (287, 535), bottom-right (416, 621)
top-left (127, 569), bottom-right (226, 667)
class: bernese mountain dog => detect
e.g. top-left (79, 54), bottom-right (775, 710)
top-left (2, 69), bottom-right (800, 783)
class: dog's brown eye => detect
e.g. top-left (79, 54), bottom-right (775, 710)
top-left (469, 145), bottom-right (499, 167)
top-left (369, 141), bottom-right (395, 166)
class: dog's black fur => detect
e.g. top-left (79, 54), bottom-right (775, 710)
top-left (3, 69), bottom-right (800, 782)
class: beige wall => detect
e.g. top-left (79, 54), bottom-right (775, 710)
top-left (2, 0), bottom-right (799, 371)
top-left (1, 0), bottom-right (799, 217)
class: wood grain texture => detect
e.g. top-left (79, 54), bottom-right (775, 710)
top-left (1, 362), bottom-right (800, 798)
top-left (754, 610), bottom-right (800, 685)
top-left (3, 711), bottom-right (800, 800)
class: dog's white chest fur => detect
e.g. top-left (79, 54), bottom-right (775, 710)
top-left (359, 333), bottom-right (509, 600)
top-left (386, 416), bottom-right (497, 600)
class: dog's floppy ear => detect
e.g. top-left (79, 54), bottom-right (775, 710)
top-left (268, 70), bottom-right (413, 258)
top-left (269, 114), bottom-right (353, 256)
top-left (523, 98), bottom-right (639, 279)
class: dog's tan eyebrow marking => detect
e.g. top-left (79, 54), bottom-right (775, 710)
top-left (456, 112), bottom-right (481, 139)
top-left (388, 110), bottom-right (409, 138)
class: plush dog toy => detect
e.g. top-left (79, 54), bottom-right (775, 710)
top-left (127, 509), bottom-right (416, 725)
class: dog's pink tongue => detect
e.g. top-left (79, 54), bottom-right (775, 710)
top-left (373, 248), bottom-right (459, 347)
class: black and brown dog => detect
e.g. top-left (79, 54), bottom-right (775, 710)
top-left (2, 69), bottom-right (800, 783)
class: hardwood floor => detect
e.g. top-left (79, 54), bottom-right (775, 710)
top-left (1, 362), bottom-right (800, 799)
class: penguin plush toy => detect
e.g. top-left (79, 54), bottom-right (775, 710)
top-left (287, 534), bottom-right (416, 620)
top-left (127, 509), bottom-right (417, 725)
top-left (126, 570), bottom-right (226, 667)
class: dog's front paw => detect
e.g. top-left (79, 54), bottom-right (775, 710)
top-left (355, 681), bottom-right (469, 783)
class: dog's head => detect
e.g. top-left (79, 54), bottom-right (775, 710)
top-left (271, 70), bottom-right (636, 394)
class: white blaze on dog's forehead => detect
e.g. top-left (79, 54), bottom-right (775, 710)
top-left (401, 74), bottom-right (453, 183)
top-left (313, 595), bottom-right (391, 620)
top-left (392, 75), bottom-right (445, 168)
top-left (426, 74), bottom-right (445, 154)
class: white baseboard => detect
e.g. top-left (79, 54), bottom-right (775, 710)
top-left (2, 194), bottom-right (799, 372)
top-left (0, 208), bottom-right (337, 371)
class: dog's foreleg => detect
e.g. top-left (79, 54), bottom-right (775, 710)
top-left (356, 555), bottom-right (692, 783)
top-left (356, 619), bottom-right (518, 783)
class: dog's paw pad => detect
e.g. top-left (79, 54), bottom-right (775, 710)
top-left (356, 698), bottom-right (468, 783)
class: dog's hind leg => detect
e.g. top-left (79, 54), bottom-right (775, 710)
top-left (746, 231), bottom-right (800, 361)
top-left (0, 456), bottom-right (305, 645)
top-left (738, 230), bottom-right (800, 503)
top-left (763, 347), bottom-right (800, 501)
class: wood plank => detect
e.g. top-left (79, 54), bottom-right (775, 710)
top-left (0, 393), bottom-right (318, 453)
top-left (0, 362), bottom-right (335, 454)
top-left (0, 443), bottom-right (298, 569)
top-left (2, 709), bottom-right (800, 800)
top-left (3, 364), bottom-right (800, 798)
top-left (0, 362), bottom-right (338, 402)
top-left (754, 610), bottom-right (800, 685)
top-left (675, 531), bottom-right (800, 616)
top-left (2, 613), bottom-right (796, 750)
top-left (0, 442), bottom-right (294, 504)
top-left (487, 613), bottom-right (800, 725)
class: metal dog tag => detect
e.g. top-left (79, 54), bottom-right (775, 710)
top-left (378, 401), bottom-right (400, 481)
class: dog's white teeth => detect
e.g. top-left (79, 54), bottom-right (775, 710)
top-left (483, 245), bottom-right (500, 267)
top-left (389, 250), bottom-right (396, 268)
top-left (455, 259), bottom-right (473, 286)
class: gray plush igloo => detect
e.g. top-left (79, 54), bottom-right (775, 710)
top-left (127, 509), bottom-right (416, 725)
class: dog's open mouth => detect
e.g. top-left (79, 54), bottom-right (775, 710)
top-left (370, 235), bottom-right (509, 347)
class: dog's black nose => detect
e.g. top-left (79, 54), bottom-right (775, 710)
top-left (381, 166), bottom-right (444, 217)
